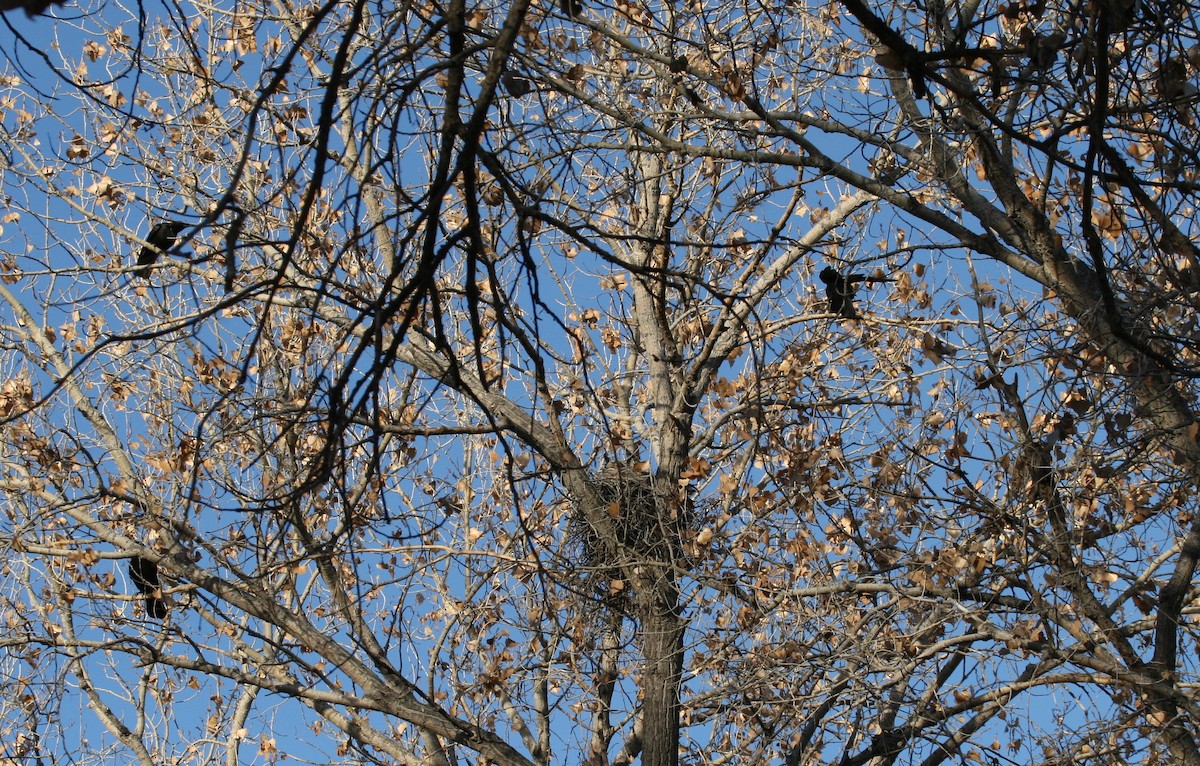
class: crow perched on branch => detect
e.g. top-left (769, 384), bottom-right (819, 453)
top-left (133, 221), bottom-right (187, 279)
top-left (0, 0), bottom-right (67, 15)
top-left (501, 71), bottom-right (534, 97)
top-left (128, 556), bottom-right (167, 619)
top-left (819, 266), bottom-right (894, 320)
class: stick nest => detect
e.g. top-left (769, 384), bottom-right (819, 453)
top-left (568, 463), bottom-right (691, 608)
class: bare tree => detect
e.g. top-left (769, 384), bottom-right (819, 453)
top-left (1, 0), bottom-right (1200, 765)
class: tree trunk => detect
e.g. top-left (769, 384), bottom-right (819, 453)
top-left (636, 568), bottom-right (685, 766)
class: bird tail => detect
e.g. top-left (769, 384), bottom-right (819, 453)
top-left (146, 594), bottom-right (167, 619)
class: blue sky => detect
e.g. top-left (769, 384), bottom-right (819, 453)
top-left (0, 0), bottom-right (1186, 764)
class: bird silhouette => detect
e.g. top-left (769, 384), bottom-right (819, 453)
top-left (0, 0), bottom-right (68, 15)
top-left (128, 555), bottom-right (167, 619)
top-left (819, 266), bottom-right (894, 320)
top-left (501, 71), bottom-right (534, 97)
top-left (134, 221), bottom-right (187, 279)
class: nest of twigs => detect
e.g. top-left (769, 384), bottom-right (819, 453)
top-left (568, 462), bottom-right (690, 611)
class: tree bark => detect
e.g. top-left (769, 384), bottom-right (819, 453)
top-left (636, 569), bottom-right (686, 766)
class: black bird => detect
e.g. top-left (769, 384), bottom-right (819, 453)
top-left (128, 556), bottom-right (167, 619)
top-left (133, 221), bottom-right (187, 279)
top-left (559, 0), bottom-right (581, 16)
top-left (501, 71), bottom-right (534, 97)
top-left (0, 0), bottom-right (68, 16)
top-left (819, 266), bottom-right (894, 320)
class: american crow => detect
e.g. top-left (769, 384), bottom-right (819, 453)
top-left (128, 555), bottom-right (167, 619)
top-left (0, 0), bottom-right (68, 15)
top-left (819, 266), bottom-right (894, 320)
top-left (501, 71), bottom-right (534, 97)
top-left (134, 221), bottom-right (187, 279)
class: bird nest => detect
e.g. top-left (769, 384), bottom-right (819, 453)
top-left (568, 463), bottom-right (690, 605)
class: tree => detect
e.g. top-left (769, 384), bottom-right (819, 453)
top-left (0, 0), bottom-right (1199, 765)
